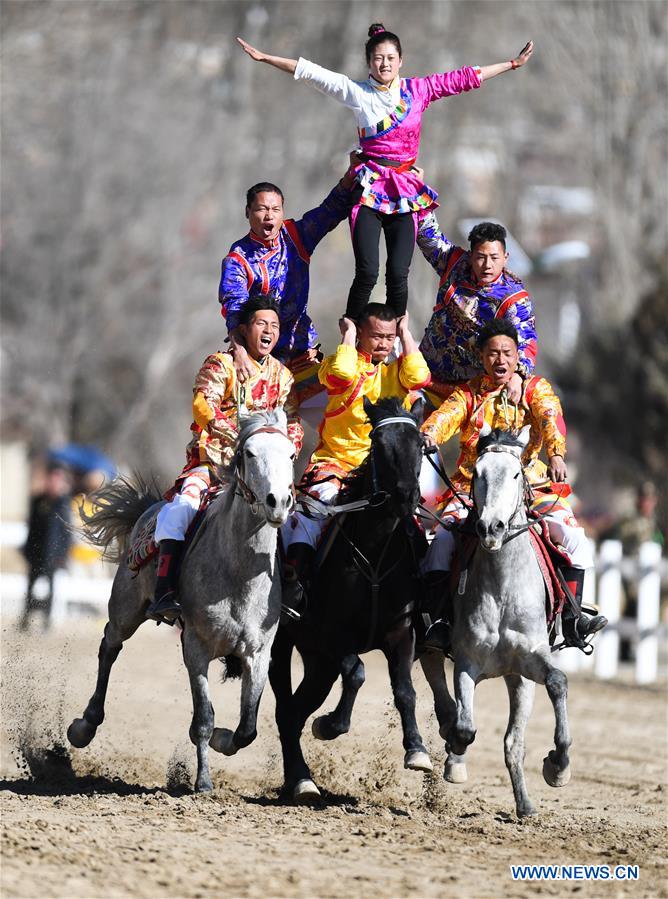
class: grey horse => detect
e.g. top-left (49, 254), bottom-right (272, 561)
top-left (421, 423), bottom-right (573, 818)
top-left (67, 410), bottom-right (296, 792)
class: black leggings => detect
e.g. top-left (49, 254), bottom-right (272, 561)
top-left (346, 206), bottom-right (416, 320)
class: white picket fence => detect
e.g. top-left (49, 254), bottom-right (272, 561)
top-left (1, 523), bottom-right (666, 682)
top-left (557, 539), bottom-right (666, 684)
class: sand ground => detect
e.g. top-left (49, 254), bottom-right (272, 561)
top-left (1, 617), bottom-right (666, 899)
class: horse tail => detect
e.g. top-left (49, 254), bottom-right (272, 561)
top-left (220, 656), bottom-right (243, 681)
top-left (78, 473), bottom-right (163, 563)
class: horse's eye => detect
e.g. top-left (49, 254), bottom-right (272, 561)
top-left (513, 472), bottom-right (520, 479)
top-left (245, 449), bottom-right (255, 459)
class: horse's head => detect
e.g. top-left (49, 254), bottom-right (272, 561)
top-left (363, 395), bottom-right (426, 518)
top-left (235, 408), bottom-right (296, 527)
top-left (472, 424), bottom-right (530, 552)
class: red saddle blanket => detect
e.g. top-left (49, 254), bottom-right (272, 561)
top-left (126, 485), bottom-right (225, 573)
top-left (451, 520), bottom-right (569, 625)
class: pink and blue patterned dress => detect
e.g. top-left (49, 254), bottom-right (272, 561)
top-left (294, 58), bottom-right (482, 215)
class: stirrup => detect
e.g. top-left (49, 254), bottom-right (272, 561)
top-left (553, 614), bottom-right (608, 655)
top-left (421, 620), bottom-right (452, 656)
top-left (281, 603), bottom-right (302, 622)
top-left (146, 591), bottom-right (181, 625)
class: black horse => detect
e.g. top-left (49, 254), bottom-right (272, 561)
top-left (269, 396), bottom-right (432, 800)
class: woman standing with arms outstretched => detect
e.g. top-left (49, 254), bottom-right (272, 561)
top-left (237, 24), bottom-right (533, 320)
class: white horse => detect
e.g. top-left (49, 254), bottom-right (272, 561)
top-left (67, 410), bottom-right (295, 792)
top-left (421, 424), bottom-right (572, 818)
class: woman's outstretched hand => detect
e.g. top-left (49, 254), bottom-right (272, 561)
top-left (236, 37), bottom-right (297, 75)
top-left (513, 40), bottom-right (534, 68)
top-left (237, 37), bottom-right (265, 62)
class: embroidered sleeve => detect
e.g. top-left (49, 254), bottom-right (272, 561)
top-left (296, 181), bottom-right (353, 255)
top-left (319, 344), bottom-right (358, 389)
top-left (294, 57), bottom-right (365, 110)
top-left (502, 292), bottom-right (538, 376)
top-left (416, 211), bottom-right (458, 276)
top-left (398, 352), bottom-right (432, 390)
top-left (529, 378), bottom-right (567, 459)
top-left (415, 66), bottom-right (482, 107)
top-left (192, 354), bottom-right (238, 441)
top-left (421, 387), bottom-right (469, 445)
top-left (219, 252), bottom-right (251, 333)
top-left (279, 371), bottom-right (304, 457)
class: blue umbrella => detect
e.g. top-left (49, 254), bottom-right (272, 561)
top-left (48, 444), bottom-right (116, 478)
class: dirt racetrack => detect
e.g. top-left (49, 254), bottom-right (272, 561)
top-left (1, 617), bottom-right (666, 899)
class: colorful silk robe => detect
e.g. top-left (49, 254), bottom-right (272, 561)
top-left (181, 352), bottom-right (303, 475)
top-left (417, 212), bottom-right (537, 385)
top-left (421, 374), bottom-right (566, 496)
top-left (307, 345), bottom-right (431, 479)
top-left (294, 60), bottom-right (481, 215)
top-left (219, 182), bottom-right (352, 364)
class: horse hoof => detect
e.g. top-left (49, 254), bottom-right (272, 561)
top-left (404, 750), bottom-right (433, 773)
top-left (543, 755), bottom-right (571, 788)
top-left (67, 718), bottom-right (96, 749)
top-left (195, 779), bottom-right (213, 793)
top-left (209, 728), bottom-right (237, 756)
top-left (311, 717), bottom-right (329, 741)
top-left (293, 779), bottom-right (321, 803)
top-left (444, 761), bottom-right (468, 783)
top-left (517, 802), bottom-right (538, 819)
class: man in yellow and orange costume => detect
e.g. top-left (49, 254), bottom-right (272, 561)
top-left (420, 318), bottom-right (606, 651)
top-left (147, 296), bottom-right (303, 623)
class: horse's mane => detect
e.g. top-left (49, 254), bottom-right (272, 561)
top-left (369, 396), bottom-right (410, 419)
top-left (339, 397), bottom-right (414, 501)
top-left (477, 428), bottom-right (525, 455)
top-left (237, 408), bottom-right (287, 441)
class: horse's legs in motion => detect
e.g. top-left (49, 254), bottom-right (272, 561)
top-left (210, 642), bottom-right (274, 756)
top-left (448, 658), bottom-right (480, 762)
top-left (503, 674), bottom-right (537, 818)
top-left (182, 628), bottom-right (215, 792)
top-left (419, 651), bottom-right (465, 782)
top-left (312, 653), bottom-right (366, 741)
top-left (270, 629), bottom-right (338, 799)
top-left (419, 651), bottom-right (456, 740)
top-left (384, 621), bottom-right (432, 772)
top-left (518, 650), bottom-right (572, 789)
top-left (67, 614), bottom-right (141, 748)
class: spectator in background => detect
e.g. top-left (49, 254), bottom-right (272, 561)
top-left (607, 481), bottom-right (664, 556)
top-left (20, 462), bottom-right (72, 630)
top-left (603, 481), bottom-right (665, 659)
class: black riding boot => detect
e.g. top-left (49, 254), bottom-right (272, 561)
top-left (146, 539), bottom-right (184, 624)
top-left (419, 572), bottom-right (452, 654)
top-left (282, 542), bottom-right (315, 620)
top-left (561, 566), bottom-right (608, 650)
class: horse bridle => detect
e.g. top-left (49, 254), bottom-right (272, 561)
top-left (368, 415), bottom-right (421, 505)
top-left (472, 443), bottom-right (532, 543)
top-left (233, 424), bottom-right (295, 516)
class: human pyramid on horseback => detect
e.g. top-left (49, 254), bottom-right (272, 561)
top-left (71, 23), bottom-right (607, 815)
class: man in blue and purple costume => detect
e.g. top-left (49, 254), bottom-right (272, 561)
top-left (219, 171), bottom-right (355, 403)
top-left (416, 214), bottom-right (537, 405)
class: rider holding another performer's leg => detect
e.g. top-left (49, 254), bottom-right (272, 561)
top-left (420, 319), bottom-right (607, 652)
top-left (148, 297), bottom-right (303, 624)
top-left (281, 305), bottom-right (431, 616)
top-left (237, 25), bottom-right (533, 322)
